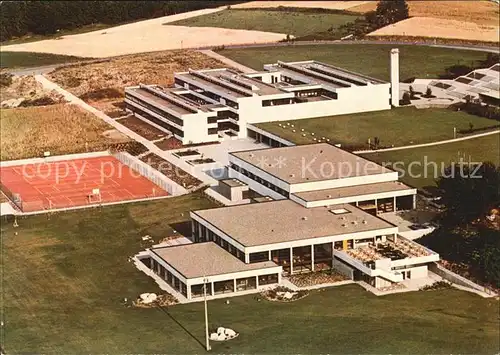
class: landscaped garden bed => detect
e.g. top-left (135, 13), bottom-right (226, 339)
top-left (116, 115), bottom-right (166, 141)
top-left (187, 158), bottom-right (216, 165)
top-left (261, 286), bottom-right (309, 302)
top-left (132, 292), bottom-right (178, 308)
top-left (140, 153), bottom-right (202, 189)
top-left (288, 270), bottom-right (349, 288)
top-left (173, 149), bottom-right (200, 157)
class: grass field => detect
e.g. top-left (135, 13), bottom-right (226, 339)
top-left (0, 104), bottom-right (129, 160)
top-left (218, 44), bottom-right (491, 81)
top-left (0, 51), bottom-right (84, 69)
top-left (362, 133), bottom-right (500, 188)
top-left (256, 107), bottom-right (499, 148)
top-left (169, 9), bottom-right (358, 37)
top-left (3, 193), bottom-right (499, 353)
top-left (48, 50), bottom-right (223, 98)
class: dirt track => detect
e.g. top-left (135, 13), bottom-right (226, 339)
top-left (0, 8), bottom-right (286, 58)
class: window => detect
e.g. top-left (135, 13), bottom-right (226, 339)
top-left (258, 273), bottom-right (278, 285)
top-left (249, 251), bottom-right (269, 263)
top-left (207, 116), bottom-right (218, 124)
top-left (207, 127), bottom-right (218, 135)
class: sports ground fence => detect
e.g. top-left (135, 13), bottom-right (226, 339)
top-left (0, 151), bottom-right (187, 213)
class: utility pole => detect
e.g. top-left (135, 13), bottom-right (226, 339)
top-left (203, 277), bottom-right (211, 352)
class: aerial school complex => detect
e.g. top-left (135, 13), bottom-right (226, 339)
top-left (142, 143), bottom-right (440, 301)
top-left (124, 52), bottom-right (398, 144)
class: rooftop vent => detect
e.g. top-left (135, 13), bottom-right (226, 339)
top-left (362, 220), bottom-right (368, 224)
top-left (351, 221), bottom-right (358, 225)
top-left (302, 216), bottom-right (308, 221)
top-left (341, 223), bottom-right (347, 228)
top-left (330, 208), bottom-right (350, 215)
top-left (326, 194), bottom-right (332, 198)
top-left (290, 174), bottom-right (295, 177)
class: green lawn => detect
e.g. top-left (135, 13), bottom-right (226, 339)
top-left (2, 192), bottom-right (499, 353)
top-left (362, 133), bottom-right (500, 189)
top-left (168, 9), bottom-right (358, 37)
top-left (219, 44), bottom-right (491, 81)
top-left (256, 107), bottom-right (499, 149)
top-left (0, 51), bottom-right (85, 69)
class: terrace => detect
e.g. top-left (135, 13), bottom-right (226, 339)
top-left (345, 236), bottom-right (437, 267)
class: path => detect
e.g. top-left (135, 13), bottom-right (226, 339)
top-left (198, 49), bottom-right (255, 73)
top-left (354, 129), bottom-right (500, 154)
top-left (34, 75), bottom-right (217, 187)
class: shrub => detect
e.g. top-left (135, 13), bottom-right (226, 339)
top-left (0, 73), bottom-right (13, 87)
top-left (420, 280), bottom-right (453, 291)
top-left (401, 92), bottom-right (411, 105)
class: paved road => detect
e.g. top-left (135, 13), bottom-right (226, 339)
top-left (355, 130), bottom-right (500, 154)
top-left (198, 49), bottom-right (255, 73)
top-left (6, 39), bottom-right (498, 76)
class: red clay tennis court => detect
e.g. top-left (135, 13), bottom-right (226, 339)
top-left (0, 156), bottom-right (169, 212)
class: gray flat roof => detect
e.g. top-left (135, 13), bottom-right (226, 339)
top-left (151, 242), bottom-right (278, 279)
top-left (293, 181), bottom-right (415, 202)
top-left (193, 200), bottom-right (395, 247)
top-left (128, 87), bottom-right (193, 115)
top-left (230, 143), bottom-right (392, 184)
top-left (221, 178), bottom-right (247, 188)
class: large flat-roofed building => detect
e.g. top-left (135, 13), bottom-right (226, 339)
top-left (228, 143), bottom-right (416, 213)
top-left (125, 58), bottom-right (394, 144)
top-left (140, 143), bottom-right (435, 302)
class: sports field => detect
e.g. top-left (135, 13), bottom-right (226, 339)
top-left (256, 107), bottom-right (499, 148)
top-left (0, 156), bottom-right (169, 212)
top-left (2, 194), bottom-right (499, 353)
top-left (218, 44), bottom-right (492, 81)
top-left (169, 9), bottom-right (358, 37)
top-left (362, 133), bottom-right (500, 189)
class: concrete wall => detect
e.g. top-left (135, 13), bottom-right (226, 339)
top-left (333, 257), bottom-right (354, 279)
top-left (429, 263), bottom-right (496, 295)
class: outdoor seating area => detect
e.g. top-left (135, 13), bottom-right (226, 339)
top-left (346, 237), bottom-right (433, 265)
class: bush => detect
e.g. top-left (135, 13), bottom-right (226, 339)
top-left (80, 87), bottom-right (123, 101)
top-left (401, 92), bottom-right (411, 105)
top-left (0, 73), bottom-right (13, 87)
top-left (420, 281), bottom-right (453, 291)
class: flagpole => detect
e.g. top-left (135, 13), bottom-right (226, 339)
top-left (204, 276), bottom-right (211, 351)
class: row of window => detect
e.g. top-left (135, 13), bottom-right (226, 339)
top-left (126, 104), bottom-right (184, 138)
top-left (193, 221), bottom-right (245, 262)
top-left (151, 259), bottom-right (188, 297)
top-left (173, 78), bottom-right (240, 109)
top-left (126, 94), bottom-right (184, 127)
top-left (230, 163), bottom-right (288, 198)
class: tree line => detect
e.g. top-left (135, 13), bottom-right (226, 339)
top-left (0, 1), bottom-right (238, 42)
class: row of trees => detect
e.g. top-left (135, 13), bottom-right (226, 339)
top-left (328, 0), bottom-right (409, 40)
top-left (0, 1), bottom-right (236, 42)
top-left (420, 163), bottom-right (500, 288)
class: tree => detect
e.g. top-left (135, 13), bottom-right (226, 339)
top-left (409, 85), bottom-right (417, 99)
top-left (437, 162), bottom-right (500, 224)
top-left (375, 0), bottom-right (409, 28)
top-left (425, 87), bottom-right (433, 98)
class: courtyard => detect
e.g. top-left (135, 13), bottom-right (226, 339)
top-left (2, 194), bottom-right (499, 353)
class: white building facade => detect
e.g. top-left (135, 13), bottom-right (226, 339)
top-left (125, 59), bottom-right (393, 144)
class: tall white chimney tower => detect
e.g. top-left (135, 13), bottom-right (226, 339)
top-left (390, 48), bottom-right (400, 107)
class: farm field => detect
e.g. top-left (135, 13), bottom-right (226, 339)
top-left (169, 9), bottom-right (358, 37)
top-left (2, 193), bottom-right (499, 354)
top-left (349, 1), bottom-right (500, 26)
top-left (0, 8), bottom-right (286, 58)
top-left (47, 50), bottom-right (223, 99)
top-left (218, 44), bottom-right (491, 81)
top-left (255, 107), bottom-right (499, 149)
top-left (0, 51), bottom-right (84, 69)
top-left (232, 1), bottom-right (371, 10)
top-left (362, 133), bottom-right (500, 189)
top-left (0, 104), bottom-right (129, 161)
top-left (368, 17), bottom-right (499, 43)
